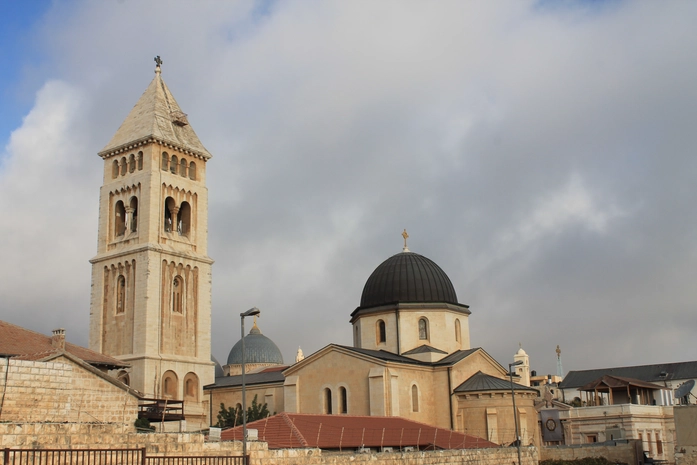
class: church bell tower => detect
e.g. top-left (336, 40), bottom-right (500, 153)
top-left (89, 58), bottom-right (213, 428)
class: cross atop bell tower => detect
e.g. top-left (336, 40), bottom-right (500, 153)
top-left (89, 59), bottom-right (214, 429)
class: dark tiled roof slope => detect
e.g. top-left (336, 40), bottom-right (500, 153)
top-left (205, 368), bottom-right (287, 389)
top-left (336, 345), bottom-right (478, 367)
top-left (0, 320), bottom-right (128, 368)
top-left (220, 412), bottom-right (498, 450)
top-left (454, 371), bottom-right (538, 393)
top-left (560, 361), bottom-right (697, 389)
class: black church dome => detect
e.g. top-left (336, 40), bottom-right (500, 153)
top-left (359, 252), bottom-right (458, 308)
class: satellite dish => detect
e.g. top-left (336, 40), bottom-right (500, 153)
top-left (675, 379), bottom-right (695, 399)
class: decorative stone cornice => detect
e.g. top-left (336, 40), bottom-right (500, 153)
top-left (98, 136), bottom-right (211, 161)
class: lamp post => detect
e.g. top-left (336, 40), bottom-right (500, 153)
top-left (240, 307), bottom-right (260, 463)
top-left (509, 360), bottom-right (524, 465)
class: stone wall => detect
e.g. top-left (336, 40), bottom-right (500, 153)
top-left (0, 423), bottom-right (537, 465)
top-left (541, 440), bottom-right (641, 465)
top-left (0, 358), bottom-right (138, 425)
top-left (674, 405), bottom-right (697, 465)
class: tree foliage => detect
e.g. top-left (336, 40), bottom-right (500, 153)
top-left (216, 394), bottom-right (270, 428)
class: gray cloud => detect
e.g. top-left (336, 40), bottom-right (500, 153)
top-left (2, 0), bottom-right (696, 376)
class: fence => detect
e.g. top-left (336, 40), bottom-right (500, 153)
top-left (3, 449), bottom-right (246, 465)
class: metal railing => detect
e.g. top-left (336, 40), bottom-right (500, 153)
top-left (3, 449), bottom-right (246, 465)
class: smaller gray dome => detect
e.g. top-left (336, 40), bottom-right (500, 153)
top-left (212, 355), bottom-right (224, 378)
top-left (227, 322), bottom-right (284, 366)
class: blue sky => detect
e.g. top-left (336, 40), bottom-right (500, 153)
top-left (1, 1), bottom-right (696, 379)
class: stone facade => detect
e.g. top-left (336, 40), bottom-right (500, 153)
top-left (88, 65), bottom-right (214, 429)
top-left (0, 358), bottom-right (139, 425)
top-left (674, 405), bottom-right (697, 465)
top-left (540, 440), bottom-right (642, 465)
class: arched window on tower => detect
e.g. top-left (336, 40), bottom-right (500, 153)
top-left (455, 319), bottom-right (461, 345)
top-left (172, 276), bottom-right (184, 313)
top-left (129, 197), bottom-right (138, 233)
top-left (137, 151), bottom-right (143, 170)
top-left (162, 371), bottom-right (178, 399)
top-left (116, 275), bottom-right (125, 314)
top-left (128, 154), bottom-right (135, 173)
top-left (411, 384), bottom-right (419, 412)
top-left (189, 161), bottom-right (196, 180)
top-left (164, 197), bottom-right (175, 232)
top-left (114, 201), bottom-right (126, 237)
top-left (376, 320), bottom-right (386, 344)
top-left (112, 160), bottom-right (119, 179)
top-left (184, 372), bottom-right (199, 402)
top-left (418, 318), bottom-right (429, 340)
top-left (162, 152), bottom-right (169, 171)
top-left (339, 386), bottom-right (347, 414)
top-left (170, 155), bottom-right (178, 174)
top-left (323, 388), bottom-right (333, 414)
top-left (120, 157), bottom-right (127, 176)
top-left (178, 201), bottom-right (191, 236)
top-left (180, 158), bottom-right (187, 177)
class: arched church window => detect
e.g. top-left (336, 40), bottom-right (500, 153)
top-left (377, 320), bottom-right (386, 344)
top-left (164, 197), bottom-right (175, 232)
top-left (189, 161), bottom-right (196, 180)
top-left (339, 386), bottom-right (347, 414)
top-left (120, 157), bottom-right (127, 176)
top-left (162, 152), bottom-right (169, 171)
top-left (170, 155), bottom-right (178, 174)
top-left (178, 201), bottom-right (191, 236)
top-left (115, 201), bottom-right (126, 237)
top-left (184, 372), bottom-right (199, 401)
top-left (411, 384), bottom-right (419, 412)
top-left (162, 371), bottom-right (178, 399)
top-left (172, 276), bottom-right (184, 313)
top-left (112, 160), bottom-right (119, 179)
top-left (116, 275), bottom-right (126, 314)
top-left (323, 388), bottom-right (332, 414)
top-left (117, 370), bottom-right (130, 386)
top-left (128, 154), bottom-right (135, 173)
top-left (129, 197), bottom-right (138, 233)
top-left (137, 151), bottom-right (143, 171)
top-left (455, 319), bottom-right (461, 344)
top-left (418, 318), bottom-right (429, 340)
top-left (179, 158), bottom-right (187, 177)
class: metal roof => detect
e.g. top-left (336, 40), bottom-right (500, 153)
top-left (204, 367), bottom-right (288, 390)
top-left (337, 345), bottom-right (479, 367)
top-left (402, 345), bottom-right (448, 355)
top-left (560, 361), bottom-right (697, 389)
top-left (454, 371), bottom-right (538, 393)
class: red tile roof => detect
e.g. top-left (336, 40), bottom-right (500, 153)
top-left (220, 413), bottom-right (498, 450)
top-left (0, 320), bottom-right (128, 368)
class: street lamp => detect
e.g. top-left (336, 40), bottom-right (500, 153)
top-left (240, 307), bottom-right (260, 463)
top-left (509, 360), bottom-right (524, 465)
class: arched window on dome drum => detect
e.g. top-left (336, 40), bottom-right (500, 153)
top-left (114, 201), bottom-right (126, 237)
top-left (128, 154), bottom-right (135, 173)
top-left (412, 384), bottom-right (419, 412)
top-left (172, 276), bottom-right (184, 314)
top-left (323, 388), bottom-right (332, 414)
top-left (112, 160), bottom-right (119, 179)
top-left (455, 319), bottom-right (461, 344)
top-left (170, 155), bottom-right (178, 174)
top-left (339, 386), bottom-right (347, 414)
top-left (376, 320), bottom-right (386, 344)
top-left (189, 161), bottom-right (196, 180)
top-left (162, 152), bottom-right (169, 171)
top-left (116, 275), bottom-right (125, 314)
top-left (418, 318), bottom-right (429, 340)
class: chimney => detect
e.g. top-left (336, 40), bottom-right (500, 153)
top-left (51, 328), bottom-right (66, 350)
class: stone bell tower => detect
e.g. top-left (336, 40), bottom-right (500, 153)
top-left (89, 58), bottom-right (213, 428)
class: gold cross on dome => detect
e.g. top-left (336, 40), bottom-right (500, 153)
top-left (402, 229), bottom-right (409, 248)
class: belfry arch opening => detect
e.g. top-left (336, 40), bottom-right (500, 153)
top-left (114, 201), bottom-right (126, 237)
top-left (164, 197), bottom-right (176, 232)
top-left (128, 197), bottom-right (138, 233)
top-left (178, 201), bottom-right (191, 236)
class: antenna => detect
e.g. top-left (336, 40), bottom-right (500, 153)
top-left (675, 379), bottom-right (695, 403)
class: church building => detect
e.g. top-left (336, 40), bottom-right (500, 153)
top-left (207, 236), bottom-right (541, 446)
top-left (89, 59), bottom-right (214, 429)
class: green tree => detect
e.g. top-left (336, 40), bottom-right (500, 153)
top-left (216, 394), bottom-right (270, 428)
